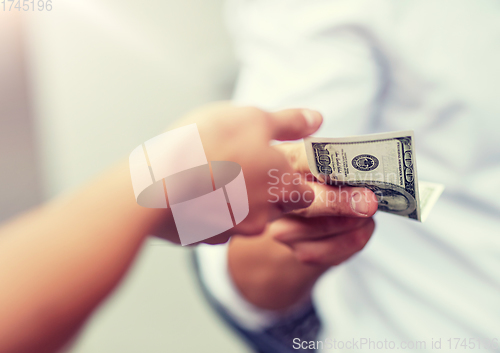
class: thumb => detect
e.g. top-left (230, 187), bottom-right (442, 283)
top-left (268, 109), bottom-right (323, 141)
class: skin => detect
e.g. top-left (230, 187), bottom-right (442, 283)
top-left (0, 103), bottom-right (321, 353)
top-left (228, 143), bottom-right (379, 311)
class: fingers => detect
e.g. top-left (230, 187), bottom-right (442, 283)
top-left (275, 180), bottom-right (315, 213)
top-left (273, 143), bottom-right (312, 176)
top-left (289, 218), bottom-right (375, 266)
top-left (268, 109), bottom-right (323, 141)
top-left (272, 215), bottom-right (371, 243)
top-left (266, 152), bottom-right (316, 214)
top-left (293, 184), bottom-right (378, 218)
top-left (272, 143), bottom-right (379, 218)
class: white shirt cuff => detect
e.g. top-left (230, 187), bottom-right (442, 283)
top-left (196, 242), bottom-right (312, 332)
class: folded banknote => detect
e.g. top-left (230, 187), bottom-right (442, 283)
top-left (304, 131), bottom-right (444, 222)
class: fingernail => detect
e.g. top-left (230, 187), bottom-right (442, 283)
top-left (350, 191), bottom-right (369, 216)
top-left (302, 109), bottom-right (322, 129)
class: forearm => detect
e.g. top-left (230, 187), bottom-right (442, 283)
top-left (228, 232), bottom-right (327, 312)
top-left (0, 161), bottom-right (169, 353)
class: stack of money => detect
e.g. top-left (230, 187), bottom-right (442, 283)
top-left (304, 131), bottom-right (444, 222)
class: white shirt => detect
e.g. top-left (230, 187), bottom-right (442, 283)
top-left (198, 0), bottom-right (500, 351)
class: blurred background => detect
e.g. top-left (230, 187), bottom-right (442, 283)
top-left (0, 1), bottom-right (252, 352)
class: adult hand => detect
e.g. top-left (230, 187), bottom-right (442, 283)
top-left (153, 103), bottom-right (324, 244)
top-left (271, 142), bottom-right (378, 265)
top-left (228, 142), bottom-right (378, 310)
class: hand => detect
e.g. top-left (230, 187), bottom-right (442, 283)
top-left (271, 142), bottom-right (378, 265)
top-left (271, 198), bottom-right (376, 268)
top-left (153, 103), bottom-right (324, 244)
top-left (228, 143), bottom-right (378, 310)
top-left (0, 103), bottom-right (326, 352)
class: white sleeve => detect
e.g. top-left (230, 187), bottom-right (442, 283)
top-left (195, 243), bottom-right (313, 332)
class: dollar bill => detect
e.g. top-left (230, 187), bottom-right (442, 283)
top-left (304, 131), bottom-right (444, 222)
